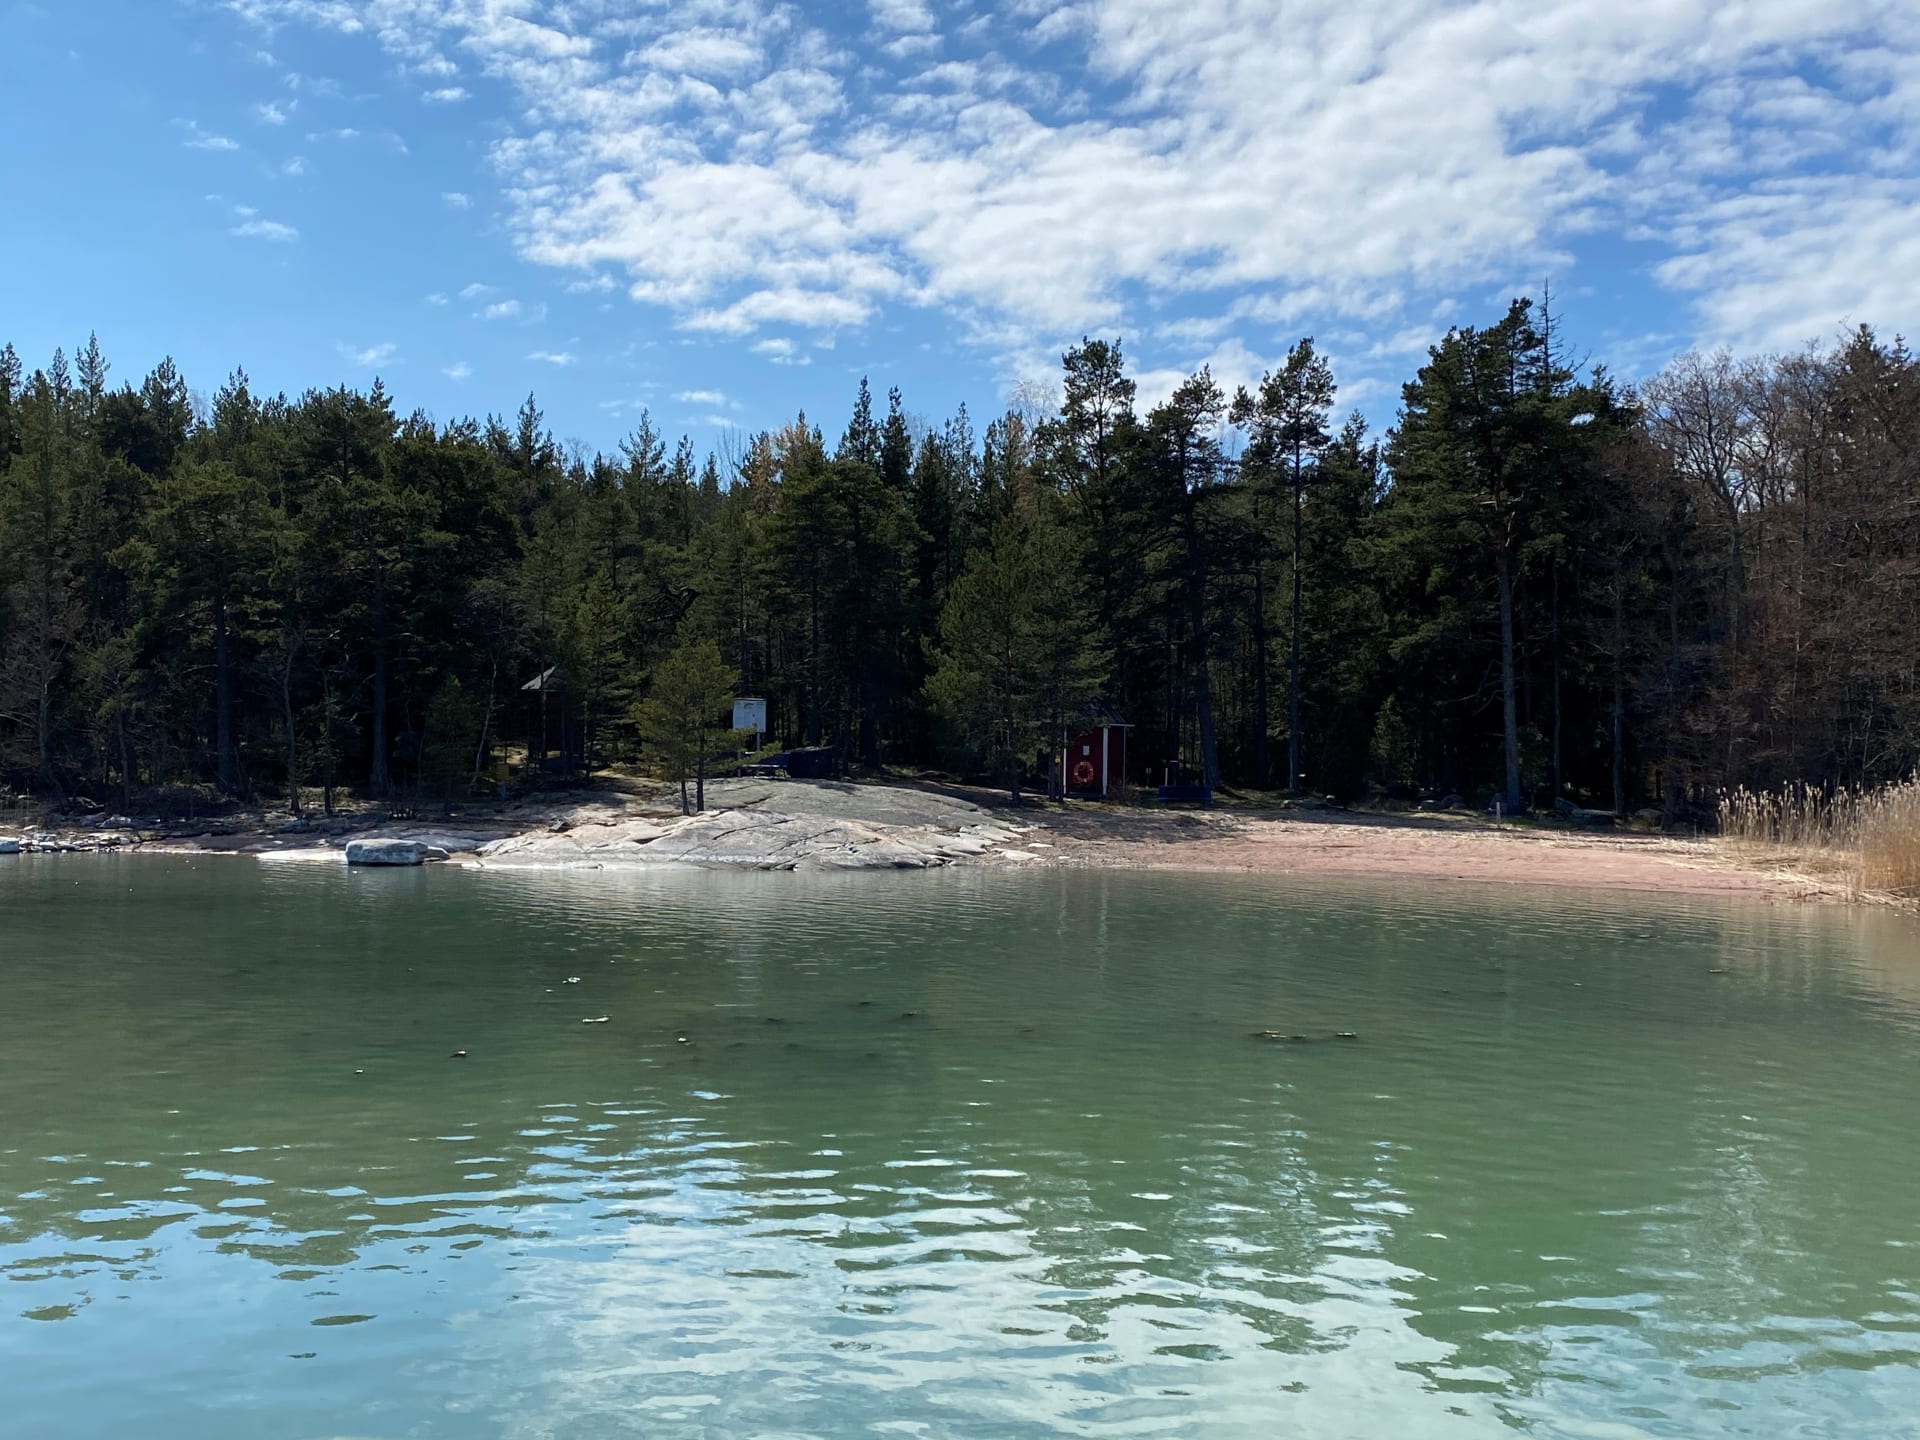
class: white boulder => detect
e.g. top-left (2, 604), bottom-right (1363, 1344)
top-left (345, 838), bottom-right (429, 867)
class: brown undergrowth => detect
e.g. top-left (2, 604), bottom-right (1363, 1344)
top-left (1718, 779), bottom-right (1920, 901)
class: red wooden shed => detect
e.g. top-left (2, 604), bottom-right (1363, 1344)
top-left (1062, 703), bottom-right (1131, 798)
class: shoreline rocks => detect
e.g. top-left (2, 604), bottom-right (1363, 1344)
top-left (473, 806), bottom-right (1028, 872)
top-left (345, 838), bottom-right (431, 867)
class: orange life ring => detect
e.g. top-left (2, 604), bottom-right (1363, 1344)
top-left (1071, 758), bottom-right (1097, 787)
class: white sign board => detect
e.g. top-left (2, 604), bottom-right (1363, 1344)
top-left (732, 697), bottom-right (767, 736)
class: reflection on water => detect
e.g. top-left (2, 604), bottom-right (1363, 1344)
top-left (2, 858), bottom-right (1919, 1438)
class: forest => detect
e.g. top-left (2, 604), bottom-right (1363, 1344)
top-left (1, 299), bottom-right (1916, 821)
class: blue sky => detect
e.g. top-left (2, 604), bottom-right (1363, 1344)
top-left (4, 0), bottom-right (1917, 456)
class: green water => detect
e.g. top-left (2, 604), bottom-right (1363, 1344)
top-left (2, 858), bottom-right (1919, 1438)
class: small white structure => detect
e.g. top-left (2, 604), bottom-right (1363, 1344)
top-left (732, 697), bottom-right (768, 739)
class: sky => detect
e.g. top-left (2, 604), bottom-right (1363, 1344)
top-left (4, 0), bottom-right (1918, 457)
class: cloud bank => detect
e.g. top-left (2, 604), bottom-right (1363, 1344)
top-left (230, 0), bottom-right (1920, 380)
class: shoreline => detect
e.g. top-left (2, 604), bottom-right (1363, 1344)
top-left (0, 779), bottom-right (1868, 905)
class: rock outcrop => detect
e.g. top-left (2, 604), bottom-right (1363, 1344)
top-left (473, 807), bottom-right (1028, 871)
top-left (344, 838), bottom-right (431, 866)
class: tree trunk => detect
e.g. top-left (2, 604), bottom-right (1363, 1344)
top-left (369, 588), bottom-right (391, 797)
top-left (118, 718), bottom-right (133, 812)
top-left (695, 742), bottom-right (706, 813)
top-left (1183, 499), bottom-right (1220, 792)
top-left (280, 631), bottom-right (303, 816)
top-left (214, 591), bottom-right (237, 794)
top-left (1612, 568), bottom-right (1626, 817)
top-left (806, 574), bottom-right (821, 746)
top-left (859, 673), bottom-right (881, 770)
top-left (1496, 545), bottom-right (1522, 812)
top-left (1549, 564), bottom-right (1561, 804)
top-left (1252, 555), bottom-right (1269, 787)
top-left (470, 658), bottom-right (497, 796)
top-left (1288, 470), bottom-right (1304, 792)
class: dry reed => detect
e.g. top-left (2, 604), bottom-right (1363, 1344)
top-left (1718, 777), bottom-right (1920, 899)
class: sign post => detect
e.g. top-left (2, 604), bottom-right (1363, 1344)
top-left (731, 697), bottom-right (767, 743)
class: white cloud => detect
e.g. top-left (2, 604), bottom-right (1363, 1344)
top-left (1657, 177), bottom-right (1920, 351)
top-left (443, 190), bottom-right (472, 209)
top-left (177, 119), bottom-right (239, 152)
top-left (423, 86), bottom-right (469, 103)
top-left (674, 388), bottom-right (729, 406)
top-left (224, 0), bottom-right (1920, 369)
top-left (458, 281), bottom-right (496, 300)
top-left (528, 350), bottom-right (577, 365)
top-left (751, 336), bottom-right (809, 366)
top-left (255, 101), bottom-right (289, 125)
top-left (339, 341), bottom-right (397, 367)
top-left (481, 299), bottom-right (523, 320)
top-left (281, 155), bottom-right (307, 176)
top-left (231, 218), bottom-right (298, 242)
top-left (870, 0), bottom-right (935, 33)
top-left (443, 361), bottom-right (472, 379)
top-left (644, 30), bottom-right (764, 79)
top-left (425, 292), bottom-right (450, 305)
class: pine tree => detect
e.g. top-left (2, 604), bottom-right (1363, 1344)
top-left (1234, 338), bottom-right (1335, 791)
top-left (636, 633), bottom-right (737, 814)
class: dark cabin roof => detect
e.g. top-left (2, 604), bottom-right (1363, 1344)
top-left (1070, 700), bottom-right (1131, 727)
top-left (521, 666), bottom-right (562, 693)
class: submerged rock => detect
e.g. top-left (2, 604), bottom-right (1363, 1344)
top-left (344, 838), bottom-right (429, 867)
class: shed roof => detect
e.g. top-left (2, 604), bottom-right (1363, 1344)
top-left (1070, 700), bottom-right (1131, 727)
top-left (521, 666), bottom-right (561, 693)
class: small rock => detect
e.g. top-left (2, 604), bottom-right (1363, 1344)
top-left (582, 1016), bottom-right (610, 1024)
top-left (1334, 1032), bottom-right (1358, 1040)
top-left (449, 1049), bottom-right (468, 1059)
top-left (565, 977), bottom-right (581, 984)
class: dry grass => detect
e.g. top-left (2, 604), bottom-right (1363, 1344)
top-left (1718, 778), bottom-right (1920, 899)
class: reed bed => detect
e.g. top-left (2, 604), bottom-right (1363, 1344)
top-left (1718, 778), bottom-right (1920, 899)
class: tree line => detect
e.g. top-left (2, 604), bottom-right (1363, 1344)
top-left (2, 300), bottom-right (1916, 819)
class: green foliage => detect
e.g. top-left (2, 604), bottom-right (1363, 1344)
top-left (0, 315), bottom-right (1913, 818)
top-left (928, 499), bottom-right (1103, 796)
top-left (635, 633), bottom-right (739, 813)
top-left (421, 677), bottom-right (484, 803)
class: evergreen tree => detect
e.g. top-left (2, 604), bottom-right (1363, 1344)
top-left (636, 633), bottom-right (737, 814)
top-left (1234, 338), bottom-right (1336, 790)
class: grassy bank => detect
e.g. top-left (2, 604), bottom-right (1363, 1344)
top-left (1719, 779), bottom-right (1920, 900)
